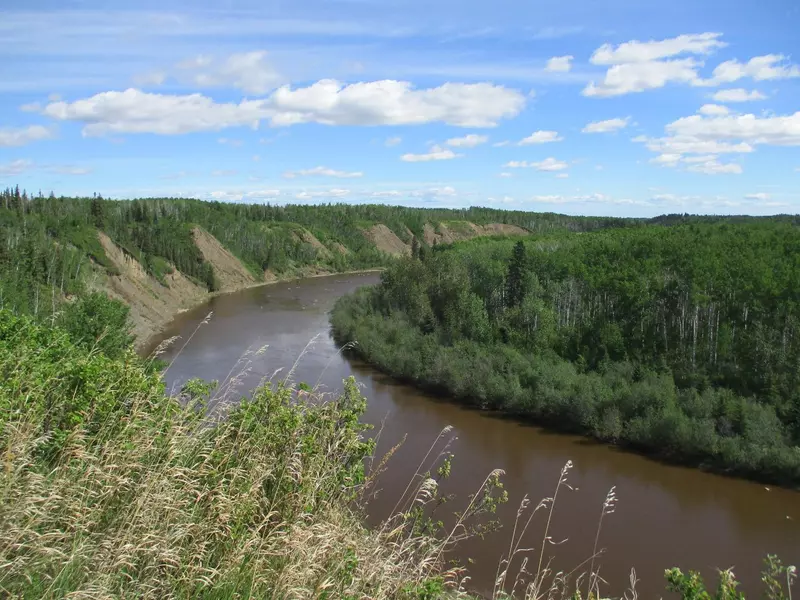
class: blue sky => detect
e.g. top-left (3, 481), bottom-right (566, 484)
top-left (1, 0), bottom-right (799, 217)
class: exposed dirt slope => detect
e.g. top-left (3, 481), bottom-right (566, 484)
top-left (330, 241), bottom-right (350, 255)
top-left (363, 224), bottom-right (410, 256)
top-left (295, 228), bottom-right (332, 259)
top-left (95, 232), bottom-right (207, 347)
top-left (422, 222), bottom-right (528, 245)
top-left (192, 226), bottom-right (258, 291)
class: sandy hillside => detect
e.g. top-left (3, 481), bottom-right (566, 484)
top-left (329, 241), bottom-right (350, 255)
top-left (423, 222), bottom-right (528, 245)
top-left (96, 232), bottom-right (207, 347)
top-left (192, 227), bottom-right (258, 291)
top-left (363, 224), bottom-right (410, 256)
top-left (295, 229), bottom-right (332, 259)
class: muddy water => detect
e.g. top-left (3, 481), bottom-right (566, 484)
top-left (145, 273), bottom-right (799, 599)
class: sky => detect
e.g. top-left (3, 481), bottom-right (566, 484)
top-left (1, 0), bottom-right (799, 217)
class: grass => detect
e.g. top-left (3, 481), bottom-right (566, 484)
top-left (0, 310), bottom-right (796, 599)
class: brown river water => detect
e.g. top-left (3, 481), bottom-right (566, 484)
top-left (144, 273), bottom-right (799, 599)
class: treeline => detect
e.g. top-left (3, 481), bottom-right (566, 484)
top-left (331, 221), bottom-right (800, 485)
top-left (0, 186), bottom-right (638, 323)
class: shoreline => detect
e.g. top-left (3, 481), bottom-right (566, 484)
top-left (137, 268), bottom-right (384, 354)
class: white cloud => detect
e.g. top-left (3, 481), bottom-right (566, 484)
top-left (210, 189), bottom-right (282, 202)
top-left (519, 130), bottom-right (563, 145)
top-left (211, 169), bottom-right (238, 176)
top-left (0, 159), bottom-right (34, 175)
top-left (583, 33), bottom-right (727, 97)
top-left (283, 166), bottom-right (363, 178)
top-left (0, 159), bottom-right (92, 177)
top-left (504, 157), bottom-right (568, 171)
top-left (401, 145), bottom-right (462, 162)
top-left (583, 58), bottom-right (702, 97)
top-left (555, 172), bottom-right (569, 178)
top-left (686, 158), bottom-right (742, 175)
top-left (218, 137), bottom-right (243, 146)
top-left (744, 192), bottom-right (770, 200)
top-left (498, 172), bottom-right (513, 177)
top-left (545, 55), bottom-right (573, 73)
top-left (41, 81), bottom-right (525, 135)
top-left (180, 51), bottom-right (282, 95)
top-left (590, 33), bottom-right (726, 65)
top-left (445, 133), bottom-right (488, 147)
top-left (634, 134), bottom-right (754, 155)
top-left (711, 88), bottom-right (767, 102)
top-left (704, 55), bottom-right (800, 85)
top-left (582, 117), bottom-right (630, 133)
top-left (371, 190), bottom-right (404, 198)
top-left (0, 125), bottom-right (54, 147)
top-left (385, 136), bottom-right (402, 147)
top-left (252, 155), bottom-right (261, 162)
top-left (698, 104), bottom-right (729, 116)
top-left (295, 188), bottom-right (351, 200)
top-left (492, 140), bottom-right (511, 147)
top-left (666, 111), bottom-right (800, 146)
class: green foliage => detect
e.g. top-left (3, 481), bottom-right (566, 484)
top-left (56, 291), bottom-right (135, 359)
top-left (0, 313), bottom-right (462, 598)
top-left (665, 556), bottom-right (796, 600)
top-left (332, 222), bottom-right (800, 485)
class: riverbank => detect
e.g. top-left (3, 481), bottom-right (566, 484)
top-left (151, 271), bottom-right (800, 599)
top-left (329, 282), bottom-right (800, 489)
top-left (132, 265), bottom-right (383, 353)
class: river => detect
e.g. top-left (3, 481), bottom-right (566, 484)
top-left (144, 272), bottom-right (799, 599)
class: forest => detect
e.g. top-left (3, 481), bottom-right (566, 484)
top-left (331, 220), bottom-right (800, 485)
top-left (0, 186), bottom-right (631, 324)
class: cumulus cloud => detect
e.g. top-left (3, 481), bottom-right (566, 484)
top-left (40, 81), bottom-right (525, 135)
top-left (283, 166), bottom-right (363, 178)
top-left (0, 125), bottom-right (54, 147)
top-left (179, 51), bottom-right (283, 95)
top-left (0, 159), bottom-right (34, 175)
top-left (445, 134), bottom-right (488, 147)
top-left (711, 88), bottom-right (767, 102)
top-left (504, 157), bottom-right (568, 171)
top-left (583, 58), bottom-right (702, 97)
top-left (590, 33), bottom-right (726, 65)
top-left (582, 117), bottom-right (630, 133)
top-left (519, 130), bottom-right (563, 145)
top-left (666, 111), bottom-right (800, 146)
top-left (698, 104), bottom-right (729, 116)
top-left (545, 55), bottom-right (573, 72)
top-left (703, 54), bottom-right (800, 86)
top-left (583, 33), bottom-right (728, 97)
top-left (401, 145), bottom-right (462, 162)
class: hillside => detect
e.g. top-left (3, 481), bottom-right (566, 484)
top-left (0, 188), bottom-right (638, 345)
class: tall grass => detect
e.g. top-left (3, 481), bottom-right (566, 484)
top-left (0, 310), bottom-right (796, 599)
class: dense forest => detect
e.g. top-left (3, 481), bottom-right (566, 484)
top-left (331, 221), bottom-right (800, 485)
top-left (0, 186), bottom-right (633, 324)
